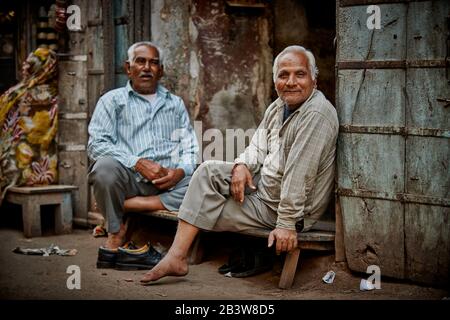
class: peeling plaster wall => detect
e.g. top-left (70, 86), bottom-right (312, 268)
top-left (151, 0), bottom-right (191, 105)
top-left (151, 0), bottom-right (273, 160)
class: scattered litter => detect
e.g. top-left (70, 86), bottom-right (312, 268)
top-left (92, 225), bottom-right (107, 238)
top-left (124, 278), bottom-right (133, 282)
top-left (322, 270), bottom-right (336, 284)
top-left (101, 272), bottom-right (108, 276)
top-left (12, 244), bottom-right (77, 256)
top-left (224, 272), bottom-right (233, 278)
top-left (360, 279), bottom-right (375, 291)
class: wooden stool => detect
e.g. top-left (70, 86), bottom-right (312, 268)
top-left (5, 185), bottom-right (78, 238)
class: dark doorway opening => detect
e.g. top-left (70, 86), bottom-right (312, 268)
top-left (273, 0), bottom-right (336, 104)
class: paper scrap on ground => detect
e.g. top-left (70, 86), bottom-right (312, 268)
top-left (92, 225), bottom-right (107, 237)
top-left (359, 279), bottom-right (376, 291)
top-left (12, 244), bottom-right (77, 256)
top-left (322, 270), bottom-right (336, 284)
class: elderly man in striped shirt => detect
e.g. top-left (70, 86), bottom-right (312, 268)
top-left (140, 45), bottom-right (339, 283)
top-left (88, 42), bottom-right (198, 269)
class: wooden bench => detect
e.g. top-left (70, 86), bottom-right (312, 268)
top-left (5, 185), bottom-right (78, 238)
top-left (136, 210), bottom-right (335, 289)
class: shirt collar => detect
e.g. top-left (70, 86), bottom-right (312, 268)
top-left (275, 88), bottom-right (317, 113)
top-left (126, 81), bottom-right (170, 99)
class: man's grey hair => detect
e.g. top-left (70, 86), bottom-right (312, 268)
top-left (272, 45), bottom-right (318, 82)
top-left (127, 41), bottom-right (164, 67)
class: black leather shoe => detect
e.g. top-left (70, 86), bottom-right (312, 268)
top-left (96, 241), bottom-right (138, 269)
top-left (97, 247), bottom-right (118, 269)
top-left (115, 244), bottom-right (163, 270)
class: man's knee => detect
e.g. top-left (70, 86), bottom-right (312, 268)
top-left (88, 157), bottom-right (127, 187)
top-left (195, 160), bottom-right (228, 176)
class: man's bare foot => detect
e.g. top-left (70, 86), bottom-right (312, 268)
top-left (140, 253), bottom-right (188, 283)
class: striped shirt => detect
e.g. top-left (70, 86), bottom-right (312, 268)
top-left (235, 89), bottom-right (339, 231)
top-left (88, 81), bottom-right (199, 181)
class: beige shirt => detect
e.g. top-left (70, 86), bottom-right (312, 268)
top-left (235, 89), bottom-right (339, 231)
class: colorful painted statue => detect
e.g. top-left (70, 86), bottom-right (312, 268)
top-left (0, 48), bottom-right (58, 204)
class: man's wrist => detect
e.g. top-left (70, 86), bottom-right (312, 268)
top-left (231, 163), bottom-right (248, 175)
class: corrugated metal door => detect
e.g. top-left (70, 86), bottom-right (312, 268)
top-left (336, 0), bottom-right (449, 285)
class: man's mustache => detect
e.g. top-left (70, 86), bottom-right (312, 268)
top-left (139, 72), bottom-right (154, 78)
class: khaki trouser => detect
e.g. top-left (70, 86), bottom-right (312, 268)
top-left (178, 160), bottom-right (278, 232)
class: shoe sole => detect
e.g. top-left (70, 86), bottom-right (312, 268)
top-left (230, 265), bottom-right (273, 278)
top-left (96, 261), bottom-right (116, 269)
top-left (115, 263), bottom-right (156, 271)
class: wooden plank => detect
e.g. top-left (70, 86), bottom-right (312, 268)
top-left (139, 210), bottom-right (335, 241)
top-left (58, 60), bottom-right (88, 113)
top-left (139, 210), bottom-right (178, 221)
top-left (87, 26), bottom-right (104, 70)
top-left (88, 0), bottom-right (102, 21)
top-left (338, 3), bottom-right (407, 61)
top-left (59, 119), bottom-right (88, 145)
top-left (340, 197), bottom-right (405, 278)
top-left (240, 229), bottom-right (335, 242)
top-left (278, 248), bottom-right (300, 289)
top-left (8, 186), bottom-right (78, 194)
top-left (58, 151), bottom-right (89, 225)
top-left (88, 74), bottom-right (106, 117)
top-left (67, 0), bottom-right (88, 54)
top-left (22, 200), bottom-right (41, 238)
top-left (102, 0), bottom-right (115, 91)
top-left (405, 204), bottom-right (450, 284)
top-left (54, 193), bottom-right (73, 234)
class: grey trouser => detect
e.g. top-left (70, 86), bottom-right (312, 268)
top-left (178, 160), bottom-right (278, 232)
top-left (88, 157), bottom-right (191, 233)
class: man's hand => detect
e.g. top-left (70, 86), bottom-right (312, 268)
top-left (268, 228), bottom-right (298, 255)
top-left (134, 158), bottom-right (168, 181)
top-left (230, 164), bottom-right (256, 204)
top-left (152, 168), bottom-right (185, 190)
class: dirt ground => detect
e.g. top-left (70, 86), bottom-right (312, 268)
top-left (0, 208), bottom-right (448, 300)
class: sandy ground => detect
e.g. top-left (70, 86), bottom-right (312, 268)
top-left (0, 209), bottom-right (448, 300)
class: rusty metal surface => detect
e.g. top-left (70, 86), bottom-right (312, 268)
top-left (338, 188), bottom-right (450, 207)
top-left (340, 125), bottom-right (450, 138)
top-left (337, 0), bottom-right (450, 284)
top-left (338, 60), bottom-right (446, 69)
top-left (191, 0), bottom-right (272, 132)
top-left (340, 0), bottom-right (416, 7)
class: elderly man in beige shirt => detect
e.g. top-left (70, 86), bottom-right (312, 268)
top-left (141, 45), bottom-right (339, 283)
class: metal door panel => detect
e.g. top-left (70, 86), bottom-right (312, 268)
top-left (405, 204), bottom-right (450, 283)
top-left (338, 69), bottom-right (405, 126)
top-left (407, 1), bottom-right (449, 60)
top-left (341, 197), bottom-right (405, 278)
top-left (338, 3), bottom-right (407, 61)
top-left (406, 136), bottom-right (449, 203)
top-left (406, 68), bottom-right (450, 131)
